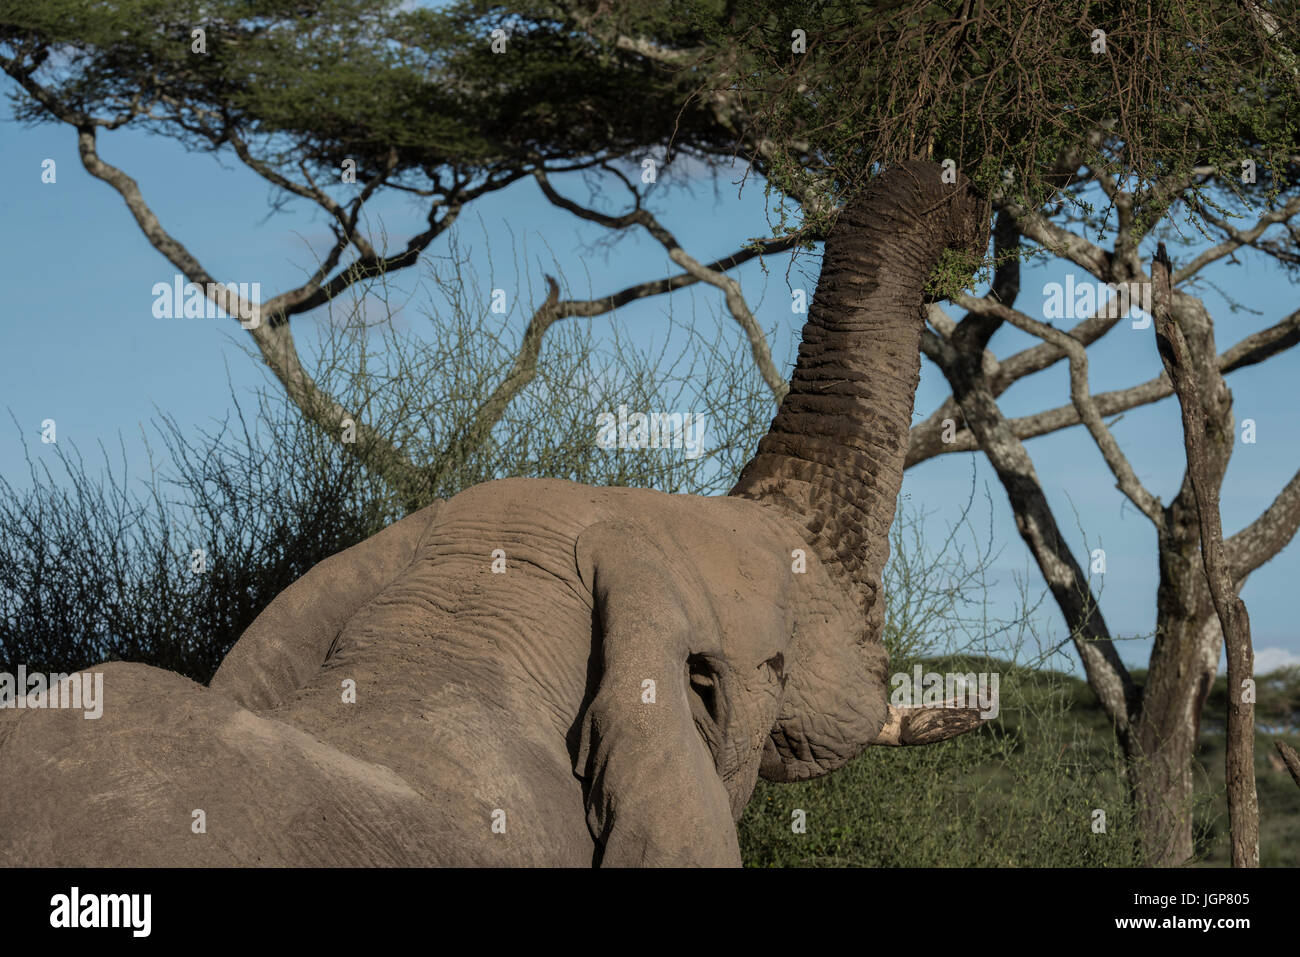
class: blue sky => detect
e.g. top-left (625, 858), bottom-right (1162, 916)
top-left (2, 93), bottom-right (1298, 678)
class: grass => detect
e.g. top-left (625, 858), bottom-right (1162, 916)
top-left (738, 658), bottom-right (1300, 867)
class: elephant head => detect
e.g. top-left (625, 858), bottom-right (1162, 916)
top-left (570, 508), bottom-right (797, 865)
top-left (730, 159), bottom-right (990, 782)
top-left (568, 161), bottom-right (990, 864)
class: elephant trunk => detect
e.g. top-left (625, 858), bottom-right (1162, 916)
top-left (731, 161), bottom-right (987, 640)
top-left (734, 162), bottom-right (988, 780)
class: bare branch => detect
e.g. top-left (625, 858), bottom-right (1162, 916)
top-left (1088, 164), bottom-right (1146, 278)
top-left (910, 306), bottom-right (1300, 465)
top-left (924, 339), bottom-right (1137, 735)
top-left (245, 322), bottom-right (433, 505)
top-left (424, 224), bottom-right (801, 488)
top-left (953, 295), bottom-right (1165, 526)
top-left (534, 170), bottom-right (789, 399)
top-left (225, 129), bottom-right (399, 261)
top-left (61, 122), bottom-right (434, 501)
top-left (872, 702), bottom-right (985, 746)
top-left (1005, 205), bottom-right (1113, 278)
top-left (428, 276), bottom-right (564, 489)
top-left (260, 170), bottom-right (531, 325)
top-left (1226, 466), bottom-right (1300, 584)
top-left (1175, 193), bottom-right (1300, 283)
top-left (1276, 741), bottom-right (1300, 792)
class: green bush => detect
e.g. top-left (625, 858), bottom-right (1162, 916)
top-left (740, 656), bottom-right (1144, 867)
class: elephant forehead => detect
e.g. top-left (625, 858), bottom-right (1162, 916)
top-left (682, 497), bottom-right (865, 649)
top-left (679, 528), bottom-right (788, 590)
top-left (654, 503), bottom-right (795, 642)
top-left (680, 499), bottom-right (809, 583)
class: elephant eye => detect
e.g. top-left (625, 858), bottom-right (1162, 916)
top-left (763, 652), bottom-right (785, 681)
top-left (686, 655), bottom-right (719, 723)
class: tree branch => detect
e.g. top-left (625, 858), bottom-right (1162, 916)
top-left (57, 121), bottom-right (439, 503)
top-left (1005, 205), bottom-right (1113, 278)
top-left (1175, 193), bottom-right (1300, 283)
top-left (872, 701), bottom-right (986, 746)
top-left (1226, 466), bottom-right (1300, 584)
top-left (1276, 740), bottom-right (1300, 792)
top-left (909, 306), bottom-right (1300, 465)
top-left (925, 336), bottom-right (1138, 737)
top-left (952, 295), bottom-right (1165, 526)
top-left (534, 169), bottom-right (790, 399)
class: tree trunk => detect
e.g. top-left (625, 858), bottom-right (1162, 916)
top-left (929, 347), bottom-right (1139, 735)
top-left (927, 290), bottom-right (1240, 865)
top-left (1131, 576), bottom-right (1219, 863)
top-left (1152, 244), bottom-right (1259, 867)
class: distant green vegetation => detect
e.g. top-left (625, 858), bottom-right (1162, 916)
top-left (739, 658), bottom-right (1300, 867)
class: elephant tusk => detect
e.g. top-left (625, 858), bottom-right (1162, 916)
top-left (871, 701), bottom-right (987, 746)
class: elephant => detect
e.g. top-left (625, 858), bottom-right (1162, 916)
top-left (0, 160), bottom-right (989, 866)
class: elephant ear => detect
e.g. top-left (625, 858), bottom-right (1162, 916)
top-left (572, 519), bottom-right (740, 867)
top-left (210, 500), bottom-right (441, 710)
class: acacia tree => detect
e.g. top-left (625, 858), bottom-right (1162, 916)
top-left (694, 0), bottom-right (1300, 866)
top-left (1, 0), bottom-right (785, 509)
top-left (4, 0), bottom-right (1300, 864)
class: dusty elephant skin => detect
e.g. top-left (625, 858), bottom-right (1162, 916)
top-left (0, 162), bottom-right (988, 867)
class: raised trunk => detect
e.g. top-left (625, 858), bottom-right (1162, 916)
top-left (731, 160), bottom-right (986, 645)
top-left (733, 161), bottom-right (987, 781)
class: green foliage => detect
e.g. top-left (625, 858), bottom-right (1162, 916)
top-left (740, 660), bottom-right (1300, 867)
top-left (294, 229), bottom-right (778, 506)
top-left (923, 245), bottom-right (985, 303)
top-left (0, 394), bottom-right (395, 683)
top-left (1, 0), bottom-right (732, 183)
top-left (9, 0), bottom-right (1296, 261)
top-left (689, 0), bottom-right (1300, 234)
top-left (740, 656), bottom-right (1144, 867)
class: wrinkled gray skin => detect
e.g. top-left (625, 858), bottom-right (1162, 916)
top-left (2, 484), bottom-right (868, 866)
top-left (0, 162), bottom-right (988, 866)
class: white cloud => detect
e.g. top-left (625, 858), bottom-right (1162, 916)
top-left (1254, 646), bottom-right (1300, 676)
